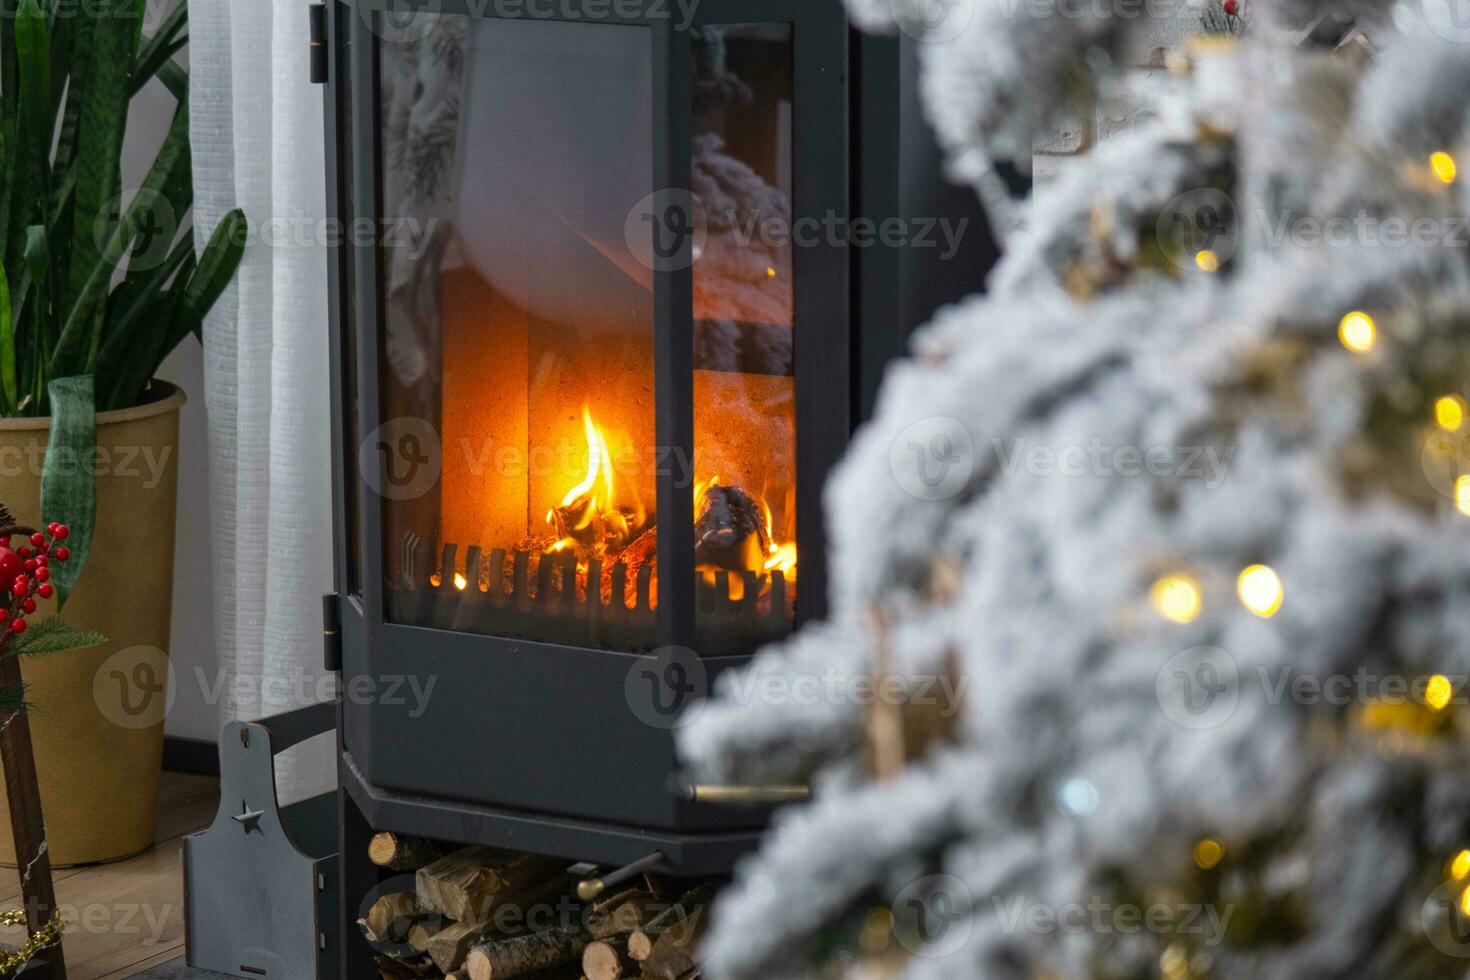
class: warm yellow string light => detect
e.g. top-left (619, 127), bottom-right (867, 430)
top-left (1431, 150), bottom-right (1458, 185)
top-left (1193, 837), bottom-right (1225, 870)
top-left (1451, 849), bottom-right (1470, 880)
top-left (1435, 395), bottom-right (1466, 431)
top-left (1425, 674), bottom-right (1454, 711)
top-left (1237, 564), bottom-right (1284, 618)
top-left (1195, 249), bottom-right (1221, 272)
top-left (1456, 476), bottom-right (1470, 517)
top-left (1151, 574), bottom-right (1202, 624)
top-left (1338, 311), bottom-right (1376, 352)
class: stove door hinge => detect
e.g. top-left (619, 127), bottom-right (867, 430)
top-left (308, 3), bottom-right (328, 85)
top-left (322, 593), bottom-right (342, 673)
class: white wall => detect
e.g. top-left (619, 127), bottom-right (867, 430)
top-left (123, 6), bottom-right (220, 742)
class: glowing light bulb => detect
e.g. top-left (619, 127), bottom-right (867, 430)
top-left (1426, 674), bottom-right (1454, 711)
top-left (1460, 884), bottom-right (1470, 918)
top-left (766, 266), bottom-right (777, 278)
top-left (1195, 249), bottom-right (1221, 272)
top-left (1436, 395), bottom-right (1466, 432)
top-left (453, 573), bottom-right (468, 592)
top-left (1338, 311), bottom-right (1376, 352)
top-left (1431, 151), bottom-right (1458, 185)
top-left (1457, 476), bottom-right (1470, 516)
top-left (1236, 564), bottom-right (1284, 618)
top-left (1151, 574), bottom-right (1202, 624)
top-left (1451, 849), bottom-right (1470, 880)
top-left (1193, 838), bottom-right (1225, 870)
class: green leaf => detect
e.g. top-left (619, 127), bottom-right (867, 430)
top-left (127, 1), bottom-right (186, 99)
top-left (175, 209), bottom-right (248, 345)
top-left (0, 0), bottom-right (21, 260)
top-left (63, 0), bottom-right (133, 351)
top-left (0, 258), bottom-right (13, 413)
top-left (49, 217), bottom-right (132, 378)
top-left (105, 96), bottom-right (190, 341)
top-left (22, 224), bottom-right (47, 286)
top-left (39, 375), bottom-right (94, 608)
top-left (94, 243), bottom-right (191, 411)
top-left (4, 2), bottom-right (51, 285)
top-left (154, 58), bottom-right (187, 103)
top-left (10, 617), bottom-right (106, 656)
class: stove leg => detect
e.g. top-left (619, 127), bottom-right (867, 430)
top-left (338, 773), bottom-right (379, 980)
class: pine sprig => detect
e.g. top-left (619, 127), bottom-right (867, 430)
top-left (0, 683), bottom-right (29, 716)
top-left (9, 617), bottom-right (105, 657)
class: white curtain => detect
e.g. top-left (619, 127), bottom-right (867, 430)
top-left (189, 0), bottom-right (336, 802)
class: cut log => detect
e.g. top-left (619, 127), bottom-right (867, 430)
top-left (417, 846), bottom-right (562, 923)
top-left (424, 918), bottom-right (495, 973)
top-left (464, 925), bottom-right (589, 980)
top-left (641, 907), bottom-right (708, 980)
top-left (373, 953), bottom-right (438, 978)
top-left (588, 891), bottom-right (659, 938)
top-left (368, 891), bottom-right (425, 940)
top-left (407, 919), bottom-right (436, 953)
top-left (627, 884), bottom-right (715, 962)
top-left (582, 936), bottom-right (635, 980)
top-left (357, 917), bottom-right (381, 945)
top-left (370, 831), bottom-right (444, 871)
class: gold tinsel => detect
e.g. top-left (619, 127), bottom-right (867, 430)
top-left (0, 908), bottom-right (63, 976)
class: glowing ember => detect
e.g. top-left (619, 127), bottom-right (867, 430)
top-left (694, 475), bottom-right (796, 601)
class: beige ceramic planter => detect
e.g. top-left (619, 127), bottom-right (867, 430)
top-left (0, 381), bottom-right (184, 866)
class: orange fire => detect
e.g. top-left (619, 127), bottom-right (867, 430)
top-left (694, 475), bottom-right (796, 602)
top-left (546, 407), bottom-right (647, 559)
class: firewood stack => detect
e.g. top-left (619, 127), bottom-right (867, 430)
top-left (360, 832), bottom-right (717, 980)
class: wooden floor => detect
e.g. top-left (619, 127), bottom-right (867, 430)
top-left (0, 771), bottom-right (220, 980)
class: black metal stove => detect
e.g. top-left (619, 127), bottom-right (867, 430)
top-left (314, 0), bottom-right (993, 974)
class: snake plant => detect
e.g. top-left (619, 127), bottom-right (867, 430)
top-left (0, 0), bottom-right (247, 602)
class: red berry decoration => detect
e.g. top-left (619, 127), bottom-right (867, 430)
top-left (17, 547), bottom-right (29, 558)
top-left (1223, 0), bottom-right (1238, 13)
top-left (0, 548), bottom-right (20, 584)
top-left (10, 619), bottom-right (25, 634)
top-left (0, 609), bottom-right (11, 623)
top-left (20, 598), bottom-right (36, 615)
top-left (34, 567), bottom-right (48, 582)
top-left (52, 547), bottom-right (68, 562)
top-left (11, 581), bottom-right (25, 598)
top-left (50, 524), bottom-right (68, 541)
top-left (36, 584), bottom-right (52, 599)
top-left (23, 559), bottom-right (35, 572)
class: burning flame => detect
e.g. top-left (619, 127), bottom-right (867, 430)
top-left (546, 406), bottom-right (646, 557)
top-left (759, 497), bottom-right (797, 578)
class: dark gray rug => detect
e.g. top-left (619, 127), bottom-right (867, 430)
top-left (125, 958), bottom-right (234, 979)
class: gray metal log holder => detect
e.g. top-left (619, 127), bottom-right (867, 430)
top-left (185, 702), bottom-right (340, 978)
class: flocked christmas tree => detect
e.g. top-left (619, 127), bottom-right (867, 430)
top-left (677, 0), bottom-right (1470, 976)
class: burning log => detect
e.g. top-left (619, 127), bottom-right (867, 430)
top-left (695, 483), bottom-right (767, 573)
